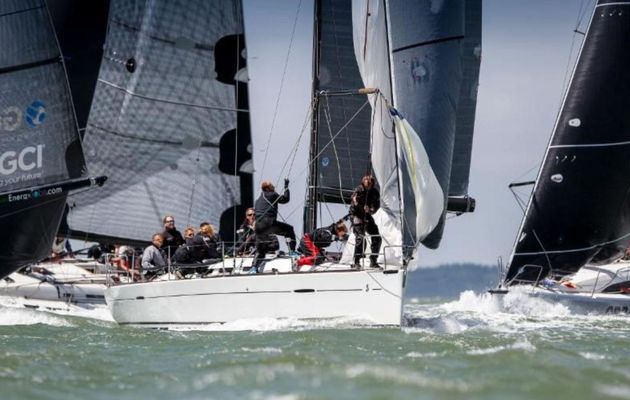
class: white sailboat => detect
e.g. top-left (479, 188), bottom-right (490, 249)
top-left (59, 0), bottom-right (481, 327)
top-left (494, 0), bottom-right (630, 314)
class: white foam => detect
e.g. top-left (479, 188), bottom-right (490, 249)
top-left (166, 315), bottom-right (379, 332)
top-left (596, 384), bottom-right (630, 399)
top-left (0, 297), bottom-right (114, 323)
top-left (0, 306), bottom-right (73, 327)
top-left (344, 363), bottom-right (473, 392)
top-left (579, 352), bottom-right (607, 360)
top-left (467, 338), bottom-right (536, 355)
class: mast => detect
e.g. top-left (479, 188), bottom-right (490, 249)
top-left (304, 0), bottom-right (321, 235)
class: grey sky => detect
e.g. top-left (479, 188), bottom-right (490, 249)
top-left (243, 0), bottom-right (595, 267)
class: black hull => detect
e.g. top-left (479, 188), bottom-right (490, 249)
top-left (0, 194), bottom-right (67, 279)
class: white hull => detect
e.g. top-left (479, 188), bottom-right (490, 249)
top-left (527, 286), bottom-right (630, 315)
top-left (105, 266), bottom-right (406, 327)
top-left (0, 262), bottom-right (107, 306)
top-left (497, 261), bottom-right (630, 315)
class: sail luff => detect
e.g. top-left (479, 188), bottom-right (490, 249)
top-left (505, 0), bottom-right (630, 284)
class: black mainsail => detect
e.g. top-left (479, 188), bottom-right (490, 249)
top-left (65, 0), bottom-right (253, 246)
top-left (305, 0), bottom-right (373, 233)
top-left (506, 0), bottom-right (630, 284)
top-left (0, 0), bottom-right (101, 278)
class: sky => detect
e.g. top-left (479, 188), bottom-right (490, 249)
top-left (242, 0), bottom-right (596, 267)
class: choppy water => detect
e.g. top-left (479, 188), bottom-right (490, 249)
top-left (1, 287), bottom-right (629, 400)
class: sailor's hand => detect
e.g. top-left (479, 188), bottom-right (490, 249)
top-left (364, 205), bottom-right (371, 213)
top-left (284, 178), bottom-right (290, 189)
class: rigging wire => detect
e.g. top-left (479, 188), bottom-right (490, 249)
top-left (259, 0), bottom-right (303, 179)
top-left (322, 95), bottom-right (348, 206)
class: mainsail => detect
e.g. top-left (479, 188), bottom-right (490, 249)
top-left (66, 0), bottom-right (253, 246)
top-left (0, 0), bottom-right (94, 278)
top-left (506, 0), bottom-right (630, 284)
top-left (304, 0), bottom-right (373, 233)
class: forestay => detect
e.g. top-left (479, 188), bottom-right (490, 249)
top-left (66, 0), bottom-right (253, 245)
top-left (506, 0), bottom-right (630, 283)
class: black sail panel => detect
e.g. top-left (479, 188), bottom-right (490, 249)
top-left (314, 0), bottom-right (372, 204)
top-left (507, 1), bottom-right (630, 283)
top-left (0, 0), bottom-right (88, 278)
top-left (450, 0), bottom-right (482, 197)
top-left (66, 0), bottom-right (253, 244)
top-left (387, 1), bottom-right (467, 248)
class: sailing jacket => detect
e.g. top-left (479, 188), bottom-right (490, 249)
top-left (161, 227), bottom-right (184, 258)
top-left (254, 189), bottom-right (290, 224)
top-left (297, 223), bottom-right (335, 267)
top-left (350, 185), bottom-right (380, 219)
top-left (141, 245), bottom-right (166, 271)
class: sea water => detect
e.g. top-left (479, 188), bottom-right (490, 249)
top-left (0, 276), bottom-right (629, 399)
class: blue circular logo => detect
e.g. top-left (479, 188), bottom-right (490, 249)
top-left (321, 157), bottom-right (330, 167)
top-left (25, 100), bottom-right (46, 128)
top-left (32, 191), bottom-right (41, 198)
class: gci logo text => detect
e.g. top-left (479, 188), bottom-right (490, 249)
top-left (0, 145), bottom-right (45, 175)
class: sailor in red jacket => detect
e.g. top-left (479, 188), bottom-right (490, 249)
top-left (297, 220), bottom-right (348, 268)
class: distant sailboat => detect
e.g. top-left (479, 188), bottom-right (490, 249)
top-left (83, 0), bottom-right (482, 327)
top-left (496, 0), bottom-right (630, 314)
top-left (0, 0), bottom-right (105, 280)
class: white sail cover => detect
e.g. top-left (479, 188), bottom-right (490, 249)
top-left (67, 0), bottom-right (251, 243)
top-left (351, 0), bottom-right (444, 257)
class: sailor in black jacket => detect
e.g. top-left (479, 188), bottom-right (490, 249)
top-left (252, 179), bottom-right (296, 272)
top-left (350, 175), bottom-right (382, 268)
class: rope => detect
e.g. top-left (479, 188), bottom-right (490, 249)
top-left (259, 0), bottom-right (303, 179)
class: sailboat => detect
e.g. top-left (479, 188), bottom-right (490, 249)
top-left (0, 0), bottom-right (106, 281)
top-left (495, 0), bottom-right (630, 314)
top-left (59, 0), bottom-right (482, 327)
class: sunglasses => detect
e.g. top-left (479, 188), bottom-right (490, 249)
top-left (165, 220), bottom-right (174, 223)
top-left (246, 214), bottom-right (254, 217)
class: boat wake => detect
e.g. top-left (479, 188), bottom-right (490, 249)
top-left (403, 287), bottom-right (629, 335)
top-left (158, 315), bottom-right (390, 332)
top-left (0, 297), bottom-right (114, 324)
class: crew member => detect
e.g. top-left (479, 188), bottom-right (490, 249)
top-left (350, 175), bottom-right (382, 269)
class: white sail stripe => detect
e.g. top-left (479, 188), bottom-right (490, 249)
top-left (595, 2), bottom-right (630, 8)
top-left (97, 79), bottom-right (249, 113)
top-left (514, 230), bottom-right (630, 256)
top-left (549, 139), bottom-right (630, 149)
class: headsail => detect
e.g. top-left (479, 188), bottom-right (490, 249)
top-left (350, 0), bottom-right (480, 257)
top-left (386, 0), bottom-right (481, 249)
top-left (66, 0), bottom-right (253, 245)
top-left (506, 0), bottom-right (630, 284)
top-left (0, 0), bottom-right (90, 277)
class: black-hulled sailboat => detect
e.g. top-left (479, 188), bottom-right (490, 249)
top-left (497, 0), bottom-right (630, 314)
top-left (0, 0), bottom-right (105, 280)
